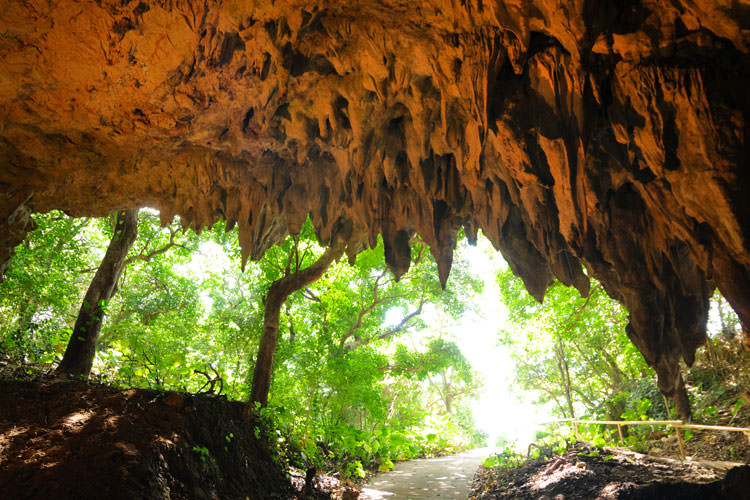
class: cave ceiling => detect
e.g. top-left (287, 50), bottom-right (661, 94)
top-left (1, 0), bottom-right (749, 396)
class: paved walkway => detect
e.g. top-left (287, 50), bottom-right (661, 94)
top-left (359, 449), bottom-right (486, 500)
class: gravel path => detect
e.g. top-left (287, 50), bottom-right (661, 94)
top-left (359, 449), bottom-right (486, 500)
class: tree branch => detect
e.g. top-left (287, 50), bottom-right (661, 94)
top-left (338, 297), bottom-right (389, 347)
top-left (124, 227), bottom-right (181, 266)
top-left (249, 244), bottom-right (345, 408)
top-left (412, 240), bottom-right (426, 266)
top-left (301, 287), bottom-right (322, 302)
top-left (338, 270), bottom-right (410, 348)
top-left (143, 303), bottom-right (186, 325)
top-left (343, 297), bottom-right (426, 351)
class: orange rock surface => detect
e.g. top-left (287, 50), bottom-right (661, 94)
top-left (1, 0), bottom-right (749, 397)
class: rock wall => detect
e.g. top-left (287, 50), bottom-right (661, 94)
top-left (1, 0), bottom-right (749, 396)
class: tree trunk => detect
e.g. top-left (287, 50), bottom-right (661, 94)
top-left (555, 341), bottom-right (576, 419)
top-left (248, 244), bottom-right (344, 409)
top-left (56, 209), bottom-right (138, 377)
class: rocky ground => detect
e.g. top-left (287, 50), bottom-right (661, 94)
top-left (3, 367), bottom-right (750, 500)
top-left (0, 373), bottom-right (362, 500)
top-left (470, 444), bottom-right (750, 500)
top-left (468, 341), bottom-right (750, 500)
top-left (646, 426), bottom-right (750, 464)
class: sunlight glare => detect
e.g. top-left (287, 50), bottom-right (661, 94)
top-left (180, 239), bottom-right (235, 313)
top-left (452, 237), bottom-right (550, 451)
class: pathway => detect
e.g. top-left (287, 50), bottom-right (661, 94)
top-left (359, 448), bottom-right (487, 500)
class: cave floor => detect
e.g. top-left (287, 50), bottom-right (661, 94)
top-left (0, 374), bottom-right (293, 500)
top-left (1, 366), bottom-right (749, 500)
top-left (469, 444), bottom-right (748, 500)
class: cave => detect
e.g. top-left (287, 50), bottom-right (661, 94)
top-left (1, 0), bottom-right (748, 474)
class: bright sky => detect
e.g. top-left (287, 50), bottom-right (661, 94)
top-left (177, 222), bottom-right (737, 454)
top-left (187, 230), bottom-right (548, 449)
top-left (449, 238), bottom-right (548, 451)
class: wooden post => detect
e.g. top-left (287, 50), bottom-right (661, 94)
top-left (617, 424), bottom-right (625, 445)
top-left (672, 425), bottom-right (686, 461)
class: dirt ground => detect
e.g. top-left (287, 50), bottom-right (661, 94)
top-left (0, 374), bottom-right (367, 500)
top-left (470, 444), bottom-right (750, 500)
top-left (4, 373), bottom-right (750, 500)
top-left (0, 377), bottom-right (297, 500)
top-left (645, 424), bottom-right (750, 464)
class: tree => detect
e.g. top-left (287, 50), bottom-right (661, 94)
top-left (95, 211), bottom-right (205, 389)
top-left (57, 209), bottom-right (138, 377)
top-left (497, 267), bottom-right (654, 420)
top-left (261, 231), bottom-right (484, 461)
top-left (3, 211), bottom-right (487, 470)
top-left (392, 337), bottom-right (480, 415)
top-left (249, 235), bottom-right (344, 408)
top-left (0, 212), bottom-right (102, 362)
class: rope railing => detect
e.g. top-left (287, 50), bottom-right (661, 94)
top-left (537, 418), bottom-right (750, 460)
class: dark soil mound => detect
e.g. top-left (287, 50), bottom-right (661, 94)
top-left (471, 445), bottom-right (750, 500)
top-left (0, 378), bottom-right (293, 499)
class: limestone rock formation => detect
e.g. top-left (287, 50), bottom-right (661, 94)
top-left (1, 0), bottom-right (749, 399)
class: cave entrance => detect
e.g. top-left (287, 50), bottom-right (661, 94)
top-left (0, 209), bottom-right (747, 495)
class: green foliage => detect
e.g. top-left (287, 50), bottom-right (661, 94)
top-left (0, 212), bottom-right (105, 362)
top-left (12, 211), bottom-right (749, 476)
top-left (246, 225), bottom-right (484, 475)
top-left (529, 427), bottom-right (575, 458)
top-left (614, 378), bottom-right (669, 421)
top-left (192, 445), bottom-right (211, 462)
top-left (378, 456), bottom-right (394, 472)
top-left (482, 448), bottom-right (525, 470)
top-left (732, 398), bottom-right (744, 417)
top-left (343, 460), bottom-right (366, 478)
top-left (620, 398), bottom-right (651, 421)
top-left (3, 211), bottom-right (485, 478)
top-left (497, 266), bottom-right (655, 422)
